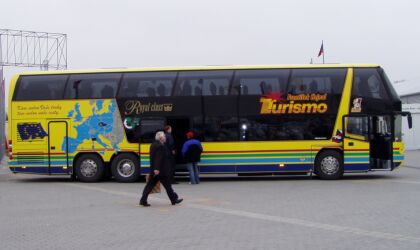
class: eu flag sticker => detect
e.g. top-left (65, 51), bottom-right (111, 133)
top-left (17, 123), bottom-right (48, 140)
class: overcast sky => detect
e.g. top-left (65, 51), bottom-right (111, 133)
top-left (1, 0), bottom-right (420, 96)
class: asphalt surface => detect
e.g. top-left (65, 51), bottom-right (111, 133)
top-left (1, 151), bottom-right (420, 250)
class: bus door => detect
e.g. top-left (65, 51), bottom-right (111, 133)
top-left (166, 117), bottom-right (190, 165)
top-left (343, 115), bottom-right (371, 171)
top-left (344, 114), bottom-right (396, 170)
top-left (48, 121), bottom-right (69, 174)
top-left (369, 115), bottom-right (393, 170)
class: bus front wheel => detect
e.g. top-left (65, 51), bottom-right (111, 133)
top-left (75, 154), bottom-right (105, 182)
top-left (315, 150), bottom-right (344, 180)
top-left (111, 154), bottom-right (140, 183)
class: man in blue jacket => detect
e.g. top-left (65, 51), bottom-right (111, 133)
top-left (182, 131), bottom-right (203, 184)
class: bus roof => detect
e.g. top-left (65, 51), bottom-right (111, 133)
top-left (15, 64), bottom-right (380, 76)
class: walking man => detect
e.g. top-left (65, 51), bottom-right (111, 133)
top-left (140, 131), bottom-right (183, 207)
top-left (182, 131), bottom-right (203, 185)
top-left (164, 125), bottom-right (178, 184)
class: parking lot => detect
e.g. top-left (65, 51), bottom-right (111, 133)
top-left (1, 151), bottom-right (420, 250)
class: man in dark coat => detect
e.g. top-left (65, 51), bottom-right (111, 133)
top-left (164, 125), bottom-right (178, 184)
top-left (139, 131), bottom-right (183, 207)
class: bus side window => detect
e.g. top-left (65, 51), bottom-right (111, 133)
top-left (119, 72), bottom-right (176, 98)
top-left (233, 69), bottom-right (289, 96)
top-left (288, 69), bottom-right (334, 95)
top-left (175, 70), bottom-right (233, 97)
top-left (65, 73), bottom-right (121, 99)
top-left (346, 116), bottom-right (369, 139)
top-left (14, 75), bottom-right (68, 100)
top-left (353, 69), bottom-right (390, 100)
top-left (287, 68), bottom-right (346, 113)
top-left (351, 68), bottom-right (392, 114)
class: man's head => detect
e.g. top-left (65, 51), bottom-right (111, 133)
top-left (164, 125), bottom-right (172, 134)
top-left (155, 131), bottom-right (166, 144)
top-left (186, 131), bottom-right (194, 139)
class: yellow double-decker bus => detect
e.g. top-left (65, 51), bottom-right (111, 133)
top-left (7, 64), bottom-right (412, 182)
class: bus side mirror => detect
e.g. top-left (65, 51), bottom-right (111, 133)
top-left (408, 115), bottom-right (412, 129)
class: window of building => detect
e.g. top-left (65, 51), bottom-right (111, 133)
top-left (14, 75), bottom-right (68, 100)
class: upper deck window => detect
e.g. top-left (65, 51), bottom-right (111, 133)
top-left (174, 70), bottom-right (234, 96)
top-left (64, 73), bottom-right (121, 99)
top-left (352, 68), bottom-right (390, 100)
top-left (14, 75), bottom-right (68, 100)
top-left (288, 68), bottom-right (346, 95)
top-left (350, 68), bottom-right (395, 114)
top-left (232, 69), bottom-right (289, 95)
top-left (119, 72), bottom-right (176, 98)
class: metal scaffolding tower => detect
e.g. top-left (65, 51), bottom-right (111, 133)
top-left (0, 28), bottom-right (67, 70)
top-left (0, 28), bottom-right (68, 160)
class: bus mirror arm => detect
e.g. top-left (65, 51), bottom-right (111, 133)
top-left (397, 111), bottom-right (412, 129)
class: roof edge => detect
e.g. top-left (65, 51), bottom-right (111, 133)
top-left (15, 63), bottom-right (380, 76)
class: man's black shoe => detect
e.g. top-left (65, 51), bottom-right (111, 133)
top-left (139, 200), bottom-right (151, 207)
top-left (171, 198), bottom-right (183, 205)
top-left (172, 182), bottom-right (179, 184)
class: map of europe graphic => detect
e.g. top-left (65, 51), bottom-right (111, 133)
top-left (62, 100), bottom-right (125, 153)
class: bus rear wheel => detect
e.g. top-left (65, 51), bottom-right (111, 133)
top-left (75, 154), bottom-right (105, 182)
top-left (111, 154), bottom-right (140, 183)
top-left (315, 150), bottom-right (343, 180)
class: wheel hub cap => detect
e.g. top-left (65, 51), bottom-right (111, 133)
top-left (80, 159), bottom-right (98, 177)
top-left (320, 156), bottom-right (340, 175)
top-left (117, 160), bottom-right (135, 178)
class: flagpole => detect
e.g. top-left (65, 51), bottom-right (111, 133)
top-left (322, 40), bottom-right (325, 64)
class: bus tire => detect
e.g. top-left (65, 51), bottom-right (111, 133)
top-left (111, 154), bottom-right (140, 183)
top-left (75, 154), bottom-right (105, 182)
top-left (315, 150), bottom-right (343, 180)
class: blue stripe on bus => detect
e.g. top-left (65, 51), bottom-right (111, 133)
top-left (345, 157), bottom-right (403, 164)
top-left (393, 156), bottom-right (404, 161)
top-left (142, 163), bottom-right (370, 173)
top-left (9, 161), bottom-right (69, 166)
top-left (142, 157), bottom-right (311, 166)
top-left (10, 167), bottom-right (70, 174)
top-left (199, 165), bottom-right (236, 172)
top-left (201, 158), bottom-right (311, 164)
top-left (141, 164), bottom-right (313, 174)
top-left (235, 164), bottom-right (312, 172)
top-left (344, 164), bottom-right (370, 171)
top-left (344, 157), bottom-right (369, 162)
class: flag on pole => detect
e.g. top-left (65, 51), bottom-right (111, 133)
top-left (318, 41), bottom-right (324, 57)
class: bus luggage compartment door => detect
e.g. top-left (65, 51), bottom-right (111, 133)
top-left (48, 121), bottom-right (69, 174)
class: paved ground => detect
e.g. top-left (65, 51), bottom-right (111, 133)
top-left (1, 152), bottom-right (420, 250)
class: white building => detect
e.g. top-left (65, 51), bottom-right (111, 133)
top-left (396, 83), bottom-right (420, 150)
